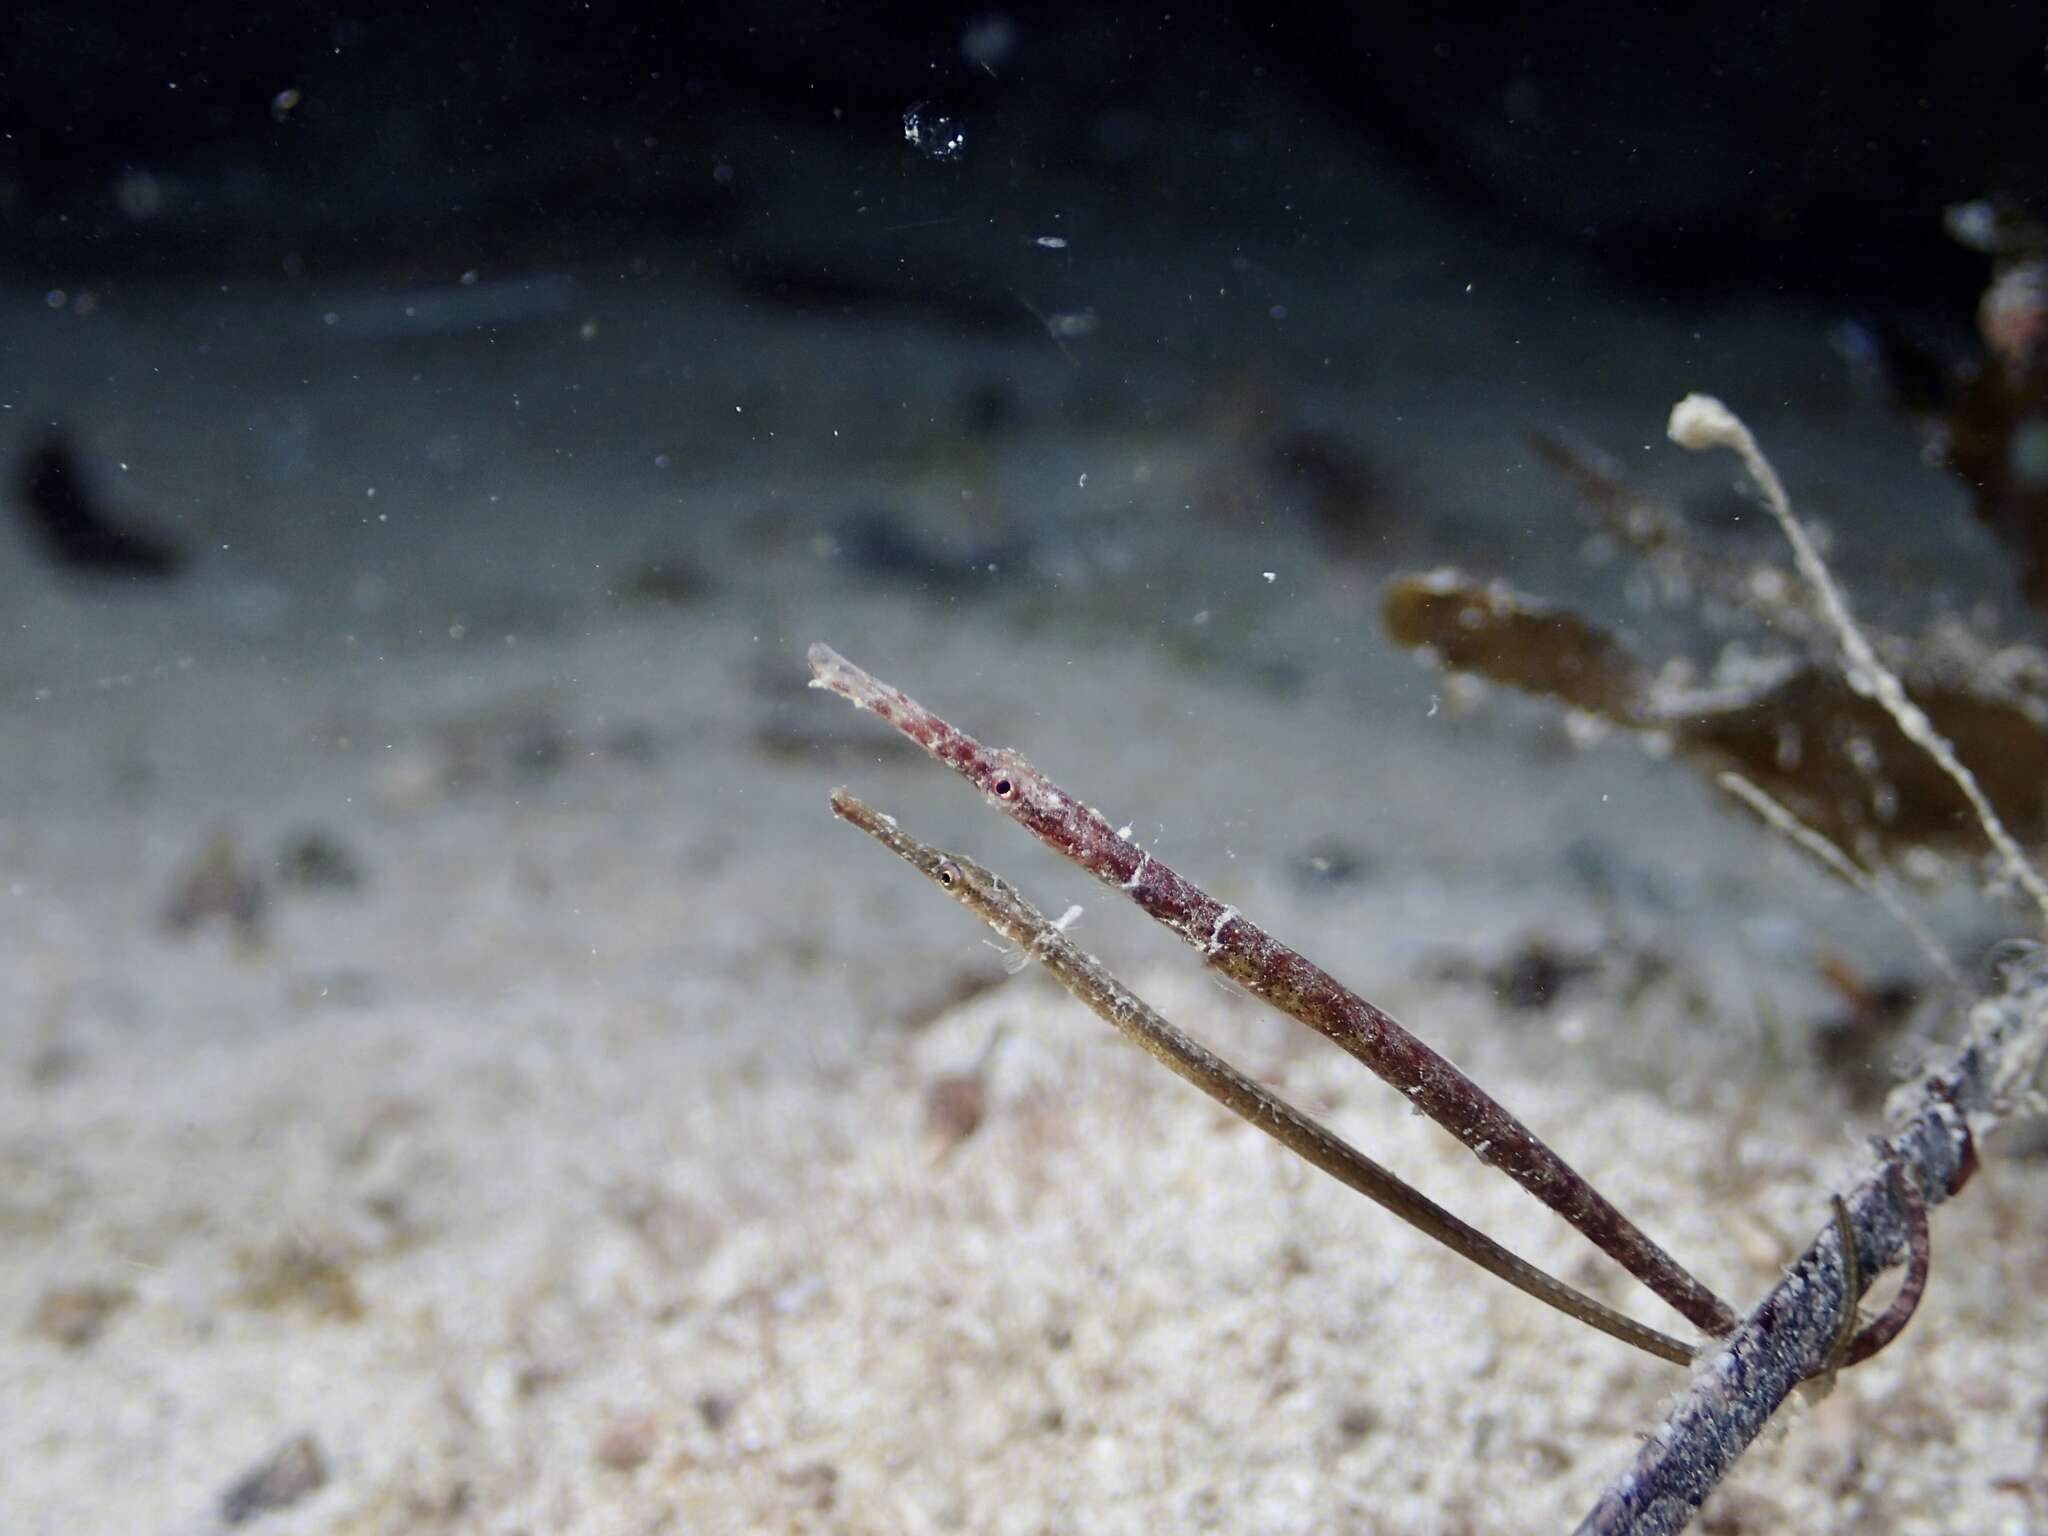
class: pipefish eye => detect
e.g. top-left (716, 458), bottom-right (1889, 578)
top-left (992, 775), bottom-right (1016, 799)
top-left (935, 859), bottom-right (963, 889)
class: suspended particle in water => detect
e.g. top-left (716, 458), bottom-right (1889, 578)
top-left (903, 102), bottom-right (966, 161)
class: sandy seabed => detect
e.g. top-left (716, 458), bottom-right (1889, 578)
top-left (4, 218), bottom-right (2046, 1535)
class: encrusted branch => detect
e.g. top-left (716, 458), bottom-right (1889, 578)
top-left (1574, 958), bottom-right (2048, 1535)
top-left (1570, 394), bottom-right (2048, 1532)
top-left (809, 642), bottom-right (1737, 1338)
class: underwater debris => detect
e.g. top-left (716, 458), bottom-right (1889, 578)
top-left (923, 1072), bottom-right (988, 1157)
top-left (162, 832), bottom-right (267, 942)
top-left (1940, 199), bottom-right (2048, 607)
top-left (594, 1413), bottom-right (660, 1472)
top-left (779, 1459), bottom-right (842, 1514)
top-left (1433, 936), bottom-right (1602, 1013)
top-left (220, 1435), bottom-right (327, 1525)
top-left (924, 1025), bottom-right (1007, 1157)
top-left (1580, 937), bottom-right (2039, 1535)
top-left (1680, 668), bottom-right (2048, 865)
top-left (1385, 561), bottom-right (2048, 871)
top-left (695, 1391), bottom-right (737, 1431)
top-left (1383, 572), bottom-right (1653, 725)
top-left (15, 429), bottom-right (184, 577)
top-left (902, 101), bottom-right (967, 161)
top-left (1570, 396), bottom-right (2048, 1531)
top-left (235, 1237), bottom-right (365, 1323)
top-left (28, 1282), bottom-right (132, 1348)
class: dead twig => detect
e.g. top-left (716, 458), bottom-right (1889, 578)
top-left (1574, 957), bottom-right (2048, 1535)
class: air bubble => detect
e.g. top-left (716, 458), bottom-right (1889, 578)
top-left (903, 103), bottom-right (966, 161)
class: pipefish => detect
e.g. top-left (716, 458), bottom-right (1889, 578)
top-left (829, 787), bottom-right (1698, 1367)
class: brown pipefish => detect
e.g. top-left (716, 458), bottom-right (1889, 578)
top-left (830, 787), bottom-right (1699, 1367)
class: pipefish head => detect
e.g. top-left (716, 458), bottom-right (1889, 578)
top-left (830, 788), bottom-right (1011, 902)
top-left (924, 850), bottom-right (1048, 963)
top-left (927, 850), bottom-right (1010, 906)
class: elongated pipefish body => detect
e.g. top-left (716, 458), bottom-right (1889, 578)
top-left (829, 787), bottom-right (1698, 1367)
